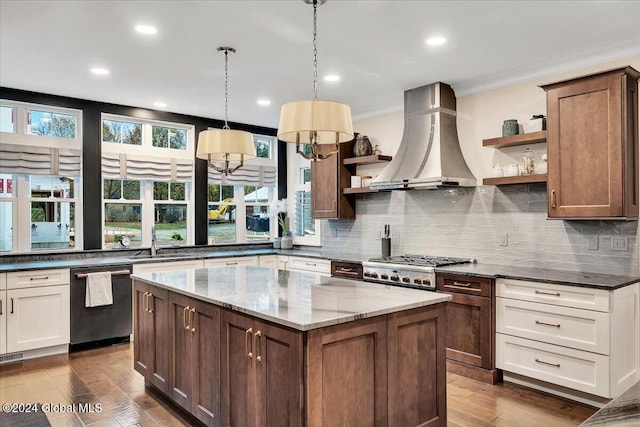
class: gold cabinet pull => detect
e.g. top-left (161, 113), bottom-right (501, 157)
top-left (551, 190), bottom-right (556, 208)
top-left (147, 293), bottom-right (153, 314)
top-left (183, 306), bottom-right (190, 330)
top-left (189, 308), bottom-right (196, 333)
top-left (535, 320), bottom-right (560, 328)
top-left (142, 292), bottom-right (148, 313)
top-left (10, 298), bottom-right (14, 314)
top-left (452, 281), bottom-right (472, 287)
top-left (254, 330), bottom-right (262, 363)
top-left (535, 358), bottom-right (560, 368)
top-left (535, 290), bottom-right (560, 297)
top-left (245, 328), bottom-right (253, 358)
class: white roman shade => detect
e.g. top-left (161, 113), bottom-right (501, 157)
top-left (102, 152), bottom-right (193, 182)
top-left (0, 143), bottom-right (81, 176)
top-left (207, 164), bottom-right (276, 186)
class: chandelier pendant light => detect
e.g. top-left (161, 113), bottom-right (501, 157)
top-left (196, 47), bottom-right (256, 175)
top-left (277, 0), bottom-right (354, 161)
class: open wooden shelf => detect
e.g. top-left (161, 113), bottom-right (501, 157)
top-left (343, 187), bottom-right (379, 195)
top-left (343, 154), bottom-right (392, 165)
top-left (482, 131), bottom-right (547, 148)
top-left (483, 174), bottom-right (547, 186)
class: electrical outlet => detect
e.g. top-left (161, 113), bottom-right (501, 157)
top-left (499, 233), bottom-right (508, 247)
top-left (611, 237), bottom-right (628, 251)
top-left (586, 235), bottom-right (598, 250)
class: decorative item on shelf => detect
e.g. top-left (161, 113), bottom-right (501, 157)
top-left (350, 175), bottom-right (362, 188)
top-left (196, 47), bottom-right (256, 175)
top-left (372, 144), bottom-right (382, 155)
top-left (353, 134), bottom-right (373, 157)
top-left (361, 175), bottom-right (373, 187)
top-left (521, 147), bottom-right (535, 175)
top-left (502, 119), bottom-right (519, 137)
top-left (277, 0), bottom-right (353, 162)
top-left (527, 114), bottom-right (546, 133)
top-left (491, 165), bottom-right (503, 177)
top-left (537, 153), bottom-right (548, 174)
top-left (503, 163), bottom-right (520, 177)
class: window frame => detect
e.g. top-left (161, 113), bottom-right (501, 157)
top-left (287, 144), bottom-right (321, 246)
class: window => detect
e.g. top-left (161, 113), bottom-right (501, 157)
top-left (101, 114), bottom-right (194, 249)
top-left (206, 134), bottom-right (277, 245)
top-left (287, 143), bottom-right (320, 246)
top-left (0, 100), bottom-right (83, 253)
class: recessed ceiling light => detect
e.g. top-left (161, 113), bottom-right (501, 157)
top-left (153, 101), bottom-right (167, 108)
top-left (426, 36), bottom-right (446, 46)
top-left (135, 25), bottom-right (158, 35)
top-left (256, 99), bottom-right (271, 106)
top-left (324, 74), bottom-right (340, 82)
top-left (90, 67), bottom-right (110, 75)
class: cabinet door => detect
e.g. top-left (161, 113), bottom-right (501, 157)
top-left (191, 299), bottom-right (220, 427)
top-left (133, 281), bottom-right (152, 379)
top-left (168, 292), bottom-right (195, 411)
top-left (220, 310), bottom-right (256, 427)
top-left (6, 285), bottom-right (70, 353)
top-left (311, 142), bottom-right (355, 219)
top-left (258, 255), bottom-right (278, 269)
top-left (253, 319), bottom-right (303, 427)
top-left (148, 285), bottom-right (169, 393)
top-left (387, 304), bottom-right (447, 427)
top-left (546, 72), bottom-right (624, 218)
top-left (0, 290), bottom-right (6, 354)
top-left (444, 293), bottom-right (492, 369)
top-left (307, 316), bottom-right (387, 427)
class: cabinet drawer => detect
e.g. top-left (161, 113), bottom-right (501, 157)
top-left (7, 268), bottom-right (70, 290)
top-left (436, 274), bottom-right (492, 297)
top-left (496, 278), bottom-right (609, 312)
top-left (203, 256), bottom-right (258, 268)
top-left (331, 261), bottom-right (363, 280)
top-left (133, 260), bottom-right (203, 274)
top-left (496, 297), bottom-right (610, 355)
top-left (289, 257), bottom-right (330, 274)
top-left (496, 334), bottom-right (610, 397)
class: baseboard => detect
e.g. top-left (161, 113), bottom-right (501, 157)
top-left (446, 359), bottom-right (501, 384)
top-left (0, 344), bottom-right (68, 364)
top-left (503, 372), bottom-right (609, 408)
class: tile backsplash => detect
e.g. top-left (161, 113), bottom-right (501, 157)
top-left (321, 184), bottom-right (638, 276)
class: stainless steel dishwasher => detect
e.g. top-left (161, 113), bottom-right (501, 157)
top-left (69, 264), bottom-right (133, 351)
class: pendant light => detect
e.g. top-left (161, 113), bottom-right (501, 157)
top-left (197, 47), bottom-right (256, 175)
top-left (277, 0), bottom-right (354, 161)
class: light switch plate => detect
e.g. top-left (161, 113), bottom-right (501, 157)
top-left (586, 235), bottom-right (598, 250)
top-left (611, 237), bottom-right (628, 251)
top-left (499, 233), bottom-right (508, 247)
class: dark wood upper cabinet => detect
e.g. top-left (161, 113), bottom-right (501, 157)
top-left (311, 141), bottom-right (356, 219)
top-left (542, 66), bottom-right (640, 219)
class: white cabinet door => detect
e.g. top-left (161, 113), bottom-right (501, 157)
top-left (277, 255), bottom-right (290, 271)
top-left (0, 273), bottom-right (6, 290)
top-left (0, 290), bottom-right (6, 354)
top-left (258, 255), bottom-right (278, 269)
top-left (7, 285), bottom-right (70, 353)
top-left (132, 259), bottom-right (204, 274)
top-left (203, 256), bottom-right (258, 268)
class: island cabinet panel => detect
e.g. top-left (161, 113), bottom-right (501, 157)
top-left (387, 305), bottom-right (447, 427)
top-left (220, 310), bottom-right (303, 427)
top-left (168, 292), bottom-right (220, 427)
top-left (306, 316), bottom-right (388, 427)
top-left (133, 282), bottom-right (169, 393)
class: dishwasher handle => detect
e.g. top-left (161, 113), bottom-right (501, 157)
top-left (75, 269), bottom-right (131, 279)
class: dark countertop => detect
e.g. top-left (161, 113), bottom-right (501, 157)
top-left (435, 263), bottom-right (640, 290)
top-left (580, 380), bottom-right (640, 426)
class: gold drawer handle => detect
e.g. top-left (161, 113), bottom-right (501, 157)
top-left (452, 281), bottom-right (472, 287)
top-left (183, 306), bottom-right (190, 330)
top-left (535, 358), bottom-right (560, 368)
top-left (30, 276), bottom-right (49, 281)
top-left (339, 268), bottom-right (354, 272)
top-left (535, 290), bottom-right (560, 297)
top-left (254, 330), bottom-right (262, 363)
top-left (535, 320), bottom-right (560, 328)
top-left (189, 308), bottom-right (196, 333)
top-left (245, 328), bottom-right (253, 358)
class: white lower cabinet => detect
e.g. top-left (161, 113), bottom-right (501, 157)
top-left (2, 269), bottom-right (70, 353)
top-left (203, 256), bottom-right (258, 268)
top-left (496, 278), bottom-right (640, 399)
top-left (132, 260), bottom-right (204, 274)
top-left (287, 256), bottom-right (331, 276)
top-left (0, 288), bottom-right (6, 355)
top-left (258, 255), bottom-right (278, 269)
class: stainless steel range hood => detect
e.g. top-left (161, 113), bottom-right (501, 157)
top-left (370, 82), bottom-right (476, 190)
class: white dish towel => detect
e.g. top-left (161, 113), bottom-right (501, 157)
top-left (85, 271), bottom-right (113, 307)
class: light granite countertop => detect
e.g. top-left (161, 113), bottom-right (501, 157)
top-left (132, 265), bottom-right (451, 331)
top-left (580, 380), bottom-right (640, 426)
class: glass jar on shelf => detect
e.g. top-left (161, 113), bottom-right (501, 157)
top-left (521, 147), bottom-right (535, 175)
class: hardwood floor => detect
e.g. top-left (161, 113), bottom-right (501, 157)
top-left (0, 343), bottom-right (597, 426)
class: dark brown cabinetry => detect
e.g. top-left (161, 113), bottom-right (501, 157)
top-left (220, 310), bottom-right (303, 427)
top-left (542, 66), bottom-right (640, 219)
top-left (436, 273), bottom-right (498, 384)
top-left (133, 281), bottom-right (169, 393)
top-left (330, 260), bottom-right (363, 280)
top-left (311, 141), bottom-right (356, 219)
top-left (168, 293), bottom-right (220, 426)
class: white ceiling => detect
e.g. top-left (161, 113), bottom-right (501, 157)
top-left (1, 1), bottom-right (639, 129)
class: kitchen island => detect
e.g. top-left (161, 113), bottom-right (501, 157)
top-left (132, 265), bottom-right (451, 427)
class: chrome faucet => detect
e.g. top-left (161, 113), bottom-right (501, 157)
top-left (151, 226), bottom-right (157, 257)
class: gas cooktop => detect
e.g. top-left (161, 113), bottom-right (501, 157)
top-left (366, 254), bottom-right (472, 268)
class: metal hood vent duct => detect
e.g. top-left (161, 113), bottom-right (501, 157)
top-left (370, 82), bottom-right (476, 190)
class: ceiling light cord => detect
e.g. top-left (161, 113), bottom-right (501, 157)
top-left (312, 0), bottom-right (318, 100)
top-left (223, 49), bottom-right (230, 130)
